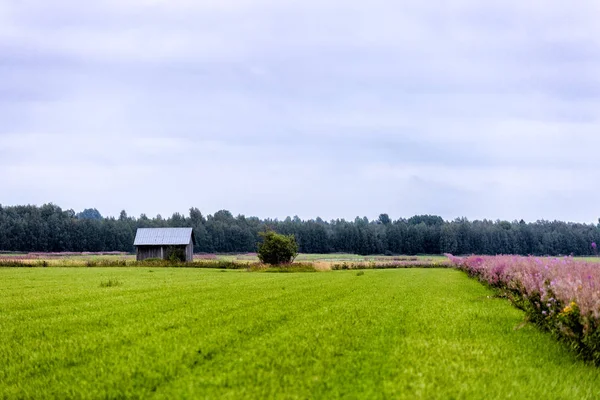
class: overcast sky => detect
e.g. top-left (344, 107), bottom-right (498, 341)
top-left (1, 1), bottom-right (600, 223)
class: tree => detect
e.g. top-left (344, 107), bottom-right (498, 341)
top-left (257, 230), bottom-right (298, 265)
top-left (76, 208), bottom-right (102, 220)
top-left (119, 210), bottom-right (129, 221)
top-left (3, 203), bottom-right (600, 256)
top-left (378, 213), bottom-right (391, 225)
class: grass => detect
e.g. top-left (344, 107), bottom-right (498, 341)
top-left (99, 279), bottom-right (122, 288)
top-left (0, 254), bottom-right (136, 266)
top-left (1, 268), bottom-right (600, 398)
top-left (3, 252), bottom-right (596, 268)
top-left (575, 256), bottom-right (600, 262)
top-left (0, 253), bottom-right (445, 266)
top-left (0, 253), bottom-right (449, 270)
top-left (294, 253), bottom-right (448, 262)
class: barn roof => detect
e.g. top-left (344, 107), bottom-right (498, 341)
top-left (134, 228), bottom-right (195, 246)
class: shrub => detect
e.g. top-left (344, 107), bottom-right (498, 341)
top-left (257, 231), bottom-right (298, 265)
top-left (166, 247), bottom-right (186, 262)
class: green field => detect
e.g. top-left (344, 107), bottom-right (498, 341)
top-left (1, 268), bottom-right (599, 399)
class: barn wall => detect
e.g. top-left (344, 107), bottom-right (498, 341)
top-left (186, 238), bottom-right (194, 262)
top-left (136, 246), bottom-right (164, 261)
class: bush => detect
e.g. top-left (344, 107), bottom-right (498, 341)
top-left (257, 231), bottom-right (298, 265)
top-left (166, 247), bottom-right (186, 262)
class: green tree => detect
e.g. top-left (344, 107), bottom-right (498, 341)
top-left (76, 208), bottom-right (103, 220)
top-left (257, 230), bottom-right (298, 265)
top-left (378, 213), bottom-right (391, 225)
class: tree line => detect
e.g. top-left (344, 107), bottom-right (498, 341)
top-left (0, 203), bottom-right (599, 256)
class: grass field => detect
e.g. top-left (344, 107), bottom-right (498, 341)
top-left (1, 268), bottom-right (599, 399)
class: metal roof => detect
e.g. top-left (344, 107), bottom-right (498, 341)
top-left (134, 228), bottom-right (195, 246)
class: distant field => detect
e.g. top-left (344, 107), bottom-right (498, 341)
top-left (202, 253), bottom-right (448, 262)
top-left (0, 253), bottom-right (134, 266)
top-left (215, 253), bottom-right (449, 269)
top-left (1, 252), bottom-right (598, 267)
top-left (1, 268), bottom-right (599, 398)
top-left (0, 253), bottom-right (449, 268)
top-left (574, 256), bottom-right (600, 262)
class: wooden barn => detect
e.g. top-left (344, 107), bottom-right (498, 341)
top-left (134, 228), bottom-right (195, 262)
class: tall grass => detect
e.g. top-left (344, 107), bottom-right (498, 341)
top-left (331, 259), bottom-right (450, 270)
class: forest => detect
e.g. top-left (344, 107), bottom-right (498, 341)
top-left (0, 203), bottom-right (599, 256)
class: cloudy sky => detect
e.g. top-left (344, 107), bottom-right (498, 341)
top-left (1, 0), bottom-right (600, 223)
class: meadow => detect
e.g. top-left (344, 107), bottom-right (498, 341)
top-left (2, 267), bottom-right (600, 399)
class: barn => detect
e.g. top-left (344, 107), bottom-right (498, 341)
top-left (134, 228), bottom-right (195, 262)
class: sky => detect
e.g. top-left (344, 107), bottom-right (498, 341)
top-left (1, 0), bottom-right (600, 223)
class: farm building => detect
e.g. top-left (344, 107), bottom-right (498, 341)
top-left (133, 228), bottom-right (195, 262)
